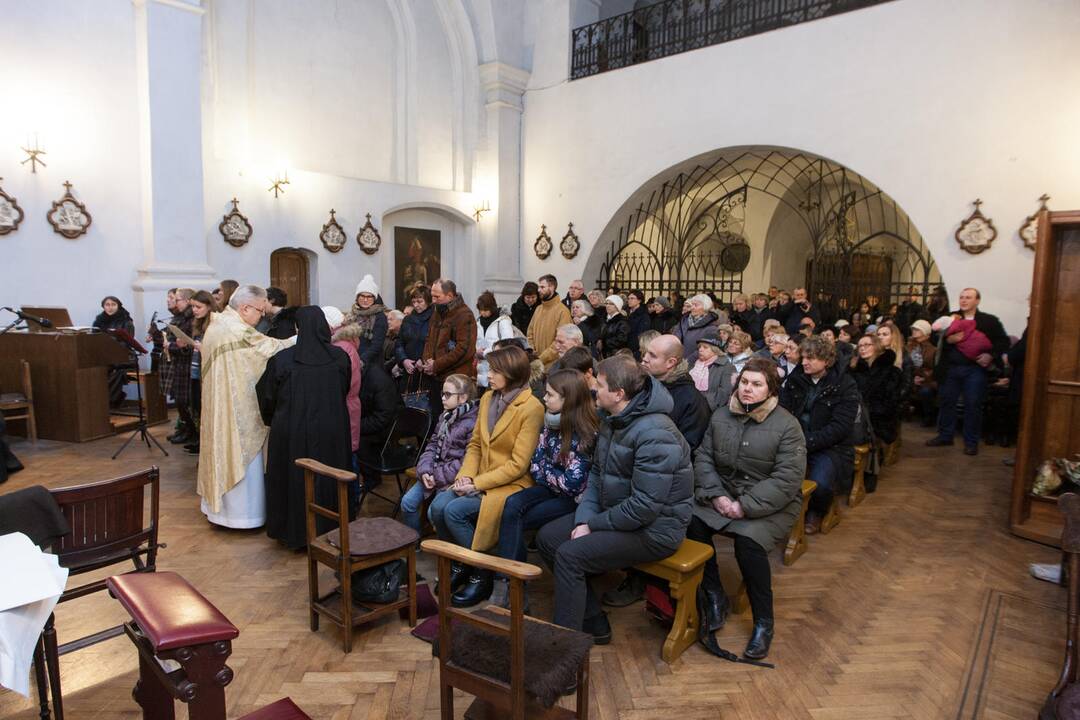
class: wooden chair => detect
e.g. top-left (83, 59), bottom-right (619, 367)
top-left (299, 458), bottom-right (417, 653)
top-left (422, 539), bottom-right (591, 719)
top-left (783, 479), bottom-right (817, 566)
top-left (0, 359), bottom-right (36, 442)
top-left (35, 467), bottom-right (163, 719)
top-left (849, 444), bottom-right (871, 507)
top-left (634, 539), bottom-right (714, 663)
top-left (355, 406), bottom-right (430, 515)
top-left (1044, 493), bottom-right (1080, 715)
top-left (50, 467), bottom-right (163, 651)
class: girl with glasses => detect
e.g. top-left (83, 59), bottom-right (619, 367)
top-left (399, 374), bottom-right (478, 533)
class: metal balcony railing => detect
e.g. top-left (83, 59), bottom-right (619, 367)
top-left (570, 0), bottom-right (896, 80)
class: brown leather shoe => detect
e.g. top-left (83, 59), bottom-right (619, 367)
top-left (805, 512), bottom-right (823, 535)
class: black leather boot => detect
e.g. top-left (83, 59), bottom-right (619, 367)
top-left (434, 561), bottom-right (469, 596)
top-left (451, 569), bottom-right (493, 608)
top-left (702, 587), bottom-right (730, 632)
top-left (743, 619), bottom-right (774, 660)
top-left (166, 423), bottom-right (190, 443)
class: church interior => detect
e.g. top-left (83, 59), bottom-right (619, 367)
top-left (2, 0), bottom-right (1080, 718)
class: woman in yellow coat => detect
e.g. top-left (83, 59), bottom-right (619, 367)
top-left (428, 344), bottom-right (544, 607)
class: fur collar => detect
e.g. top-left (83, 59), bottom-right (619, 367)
top-left (332, 324), bottom-right (363, 343)
top-left (662, 358), bottom-right (690, 383)
top-left (728, 393), bottom-right (779, 423)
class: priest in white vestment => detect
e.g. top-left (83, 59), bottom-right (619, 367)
top-left (197, 285), bottom-right (295, 528)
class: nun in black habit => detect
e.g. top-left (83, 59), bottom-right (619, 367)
top-left (257, 306), bottom-right (353, 549)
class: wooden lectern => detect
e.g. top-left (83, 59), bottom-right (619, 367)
top-left (0, 332), bottom-right (132, 442)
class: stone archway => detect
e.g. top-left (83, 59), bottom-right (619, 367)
top-left (584, 145), bottom-right (943, 320)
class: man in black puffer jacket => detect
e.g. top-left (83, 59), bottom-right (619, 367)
top-left (779, 335), bottom-right (859, 534)
top-left (537, 356), bottom-right (693, 641)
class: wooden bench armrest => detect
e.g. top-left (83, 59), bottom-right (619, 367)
top-left (420, 539), bottom-right (543, 581)
top-left (295, 458), bottom-right (357, 483)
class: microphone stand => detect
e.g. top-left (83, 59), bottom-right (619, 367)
top-left (0, 308), bottom-right (27, 336)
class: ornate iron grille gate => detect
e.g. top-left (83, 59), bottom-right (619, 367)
top-left (594, 149), bottom-right (942, 315)
top-left (597, 172), bottom-right (750, 303)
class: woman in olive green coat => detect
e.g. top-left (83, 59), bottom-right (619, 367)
top-left (687, 356), bottom-right (806, 661)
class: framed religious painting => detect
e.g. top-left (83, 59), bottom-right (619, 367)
top-left (534, 224), bottom-right (552, 259)
top-left (0, 178), bottom-right (24, 236)
top-left (560, 222), bottom-right (580, 260)
top-left (356, 213), bottom-right (382, 255)
top-left (47, 181), bottom-right (92, 239)
top-left (394, 227), bottom-right (441, 308)
top-left (320, 209), bottom-right (347, 253)
top-left (219, 198), bottom-right (253, 248)
top-left (1018, 194), bottom-right (1050, 251)
top-left (954, 199), bottom-right (997, 255)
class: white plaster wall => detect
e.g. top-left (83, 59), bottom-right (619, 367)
top-left (201, 161), bottom-right (479, 311)
top-left (521, 0), bottom-right (1080, 334)
top-left (0, 0), bottom-right (145, 326)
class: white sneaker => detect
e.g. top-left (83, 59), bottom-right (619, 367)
top-left (1030, 563), bottom-right (1062, 584)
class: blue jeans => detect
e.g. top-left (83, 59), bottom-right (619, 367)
top-left (493, 485), bottom-right (578, 562)
top-left (427, 490), bottom-right (482, 548)
top-left (936, 363), bottom-right (988, 447)
top-left (400, 481), bottom-right (429, 533)
top-left (806, 451), bottom-right (839, 515)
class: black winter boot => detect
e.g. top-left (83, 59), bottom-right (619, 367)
top-left (743, 619), bottom-right (774, 660)
top-left (702, 587), bottom-right (730, 633)
top-left (451, 569), bottom-right (493, 608)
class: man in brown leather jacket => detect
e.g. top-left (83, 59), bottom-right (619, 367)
top-left (422, 278), bottom-right (477, 415)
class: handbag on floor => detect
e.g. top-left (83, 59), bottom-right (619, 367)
top-left (350, 559), bottom-right (407, 604)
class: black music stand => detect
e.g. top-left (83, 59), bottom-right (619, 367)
top-left (106, 329), bottom-right (168, 460)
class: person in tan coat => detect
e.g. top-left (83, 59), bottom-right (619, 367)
top-left (527, 274), bottom-right (572, 366)
top-left (428, 345), bottom-right (544, 607)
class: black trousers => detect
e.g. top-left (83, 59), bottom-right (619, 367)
top-left (685, 516), bottom-right (773, 625)
top-left (536, 512), bottom-right (670, 631)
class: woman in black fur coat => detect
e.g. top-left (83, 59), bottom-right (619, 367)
top-left (849, 333), bottom-right (904, 445)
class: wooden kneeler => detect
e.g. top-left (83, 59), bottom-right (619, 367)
top-left (106, 571), bottom-right (311, 720)
top-left (635, 539), bottom-right (715, 663)
top-left (783, 480), bottom-right (817, 566)
top-left (849, 444), bottom-right (871, 507)
top-left (821, 495), bottom-right (842, 534)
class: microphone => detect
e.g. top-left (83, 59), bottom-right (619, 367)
top-left (3, 307), bottom-right (54, 328)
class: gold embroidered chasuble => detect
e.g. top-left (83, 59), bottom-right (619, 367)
top-left (196, 307), bottom-right (295, 512)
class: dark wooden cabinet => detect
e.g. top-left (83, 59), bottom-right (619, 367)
top-left (1010, 210), bottom-right (1080, 546)
top-left (0, 332), bottom-right (131, 442)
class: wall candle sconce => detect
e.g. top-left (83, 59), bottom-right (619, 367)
top-left (21, 134), bottom-right (47, 173)
top-left (268, 169), bottom-right (290, 198)
top-left (473, 199), bottom-right (491, 222)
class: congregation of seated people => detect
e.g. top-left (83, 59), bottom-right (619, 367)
top-left (152, 272), bottom-right (1021, 663)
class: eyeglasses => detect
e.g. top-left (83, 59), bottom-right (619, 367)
top-left (441, 391), bottom-right (463, 399)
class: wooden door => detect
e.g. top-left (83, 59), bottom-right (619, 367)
top-left (270, 249), bottom-right (309, 306)
top-left (1010, 210), bottom-right (1080, 547)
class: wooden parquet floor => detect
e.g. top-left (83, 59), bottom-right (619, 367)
top-left (0, 421), bottom-right (1067, 719)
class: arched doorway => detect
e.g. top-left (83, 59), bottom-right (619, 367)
top-left (270, 248), bottom-right (312, 306)
top-left (587, 146), bottom-right (943, 321)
